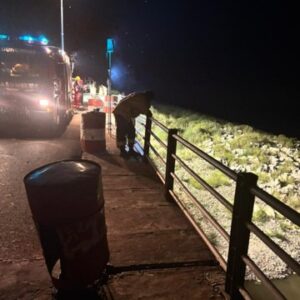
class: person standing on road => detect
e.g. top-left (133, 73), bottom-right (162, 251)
top-left (113, 90), bottom-right (154, 158)
top-left (73, 76), bottom-right (83, 109)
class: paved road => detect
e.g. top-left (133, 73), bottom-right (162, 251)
top-left (0, 114), bottom-right (81, 262)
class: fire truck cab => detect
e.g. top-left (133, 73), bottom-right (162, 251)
top-left (0, 34), bottom-right (73, 132)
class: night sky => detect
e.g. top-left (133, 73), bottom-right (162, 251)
top-left (0, 1), bottom-right (299, 137)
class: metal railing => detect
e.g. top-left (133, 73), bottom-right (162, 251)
top-left (135, 115), bottom-right (300, 300)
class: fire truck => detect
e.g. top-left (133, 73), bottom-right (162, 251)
top-left (0, 34), bottom-right (73, 132)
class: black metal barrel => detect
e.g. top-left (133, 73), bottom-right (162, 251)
top-left (23, 160), bottom-right (109, 290)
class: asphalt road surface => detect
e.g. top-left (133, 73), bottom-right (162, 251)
top-left (0, 114), bottom-right (82, 263)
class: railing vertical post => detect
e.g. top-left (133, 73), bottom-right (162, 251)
top-left (143, 114), bottom-right (152, 161)
top-left (225, 172), bottom-right (258, 299)
top-left (165, 129), bottom-right (178, 201)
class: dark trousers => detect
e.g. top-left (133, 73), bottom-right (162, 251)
top-left (114, 114), bottom-right (135, 149)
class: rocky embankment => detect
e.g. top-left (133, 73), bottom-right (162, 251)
top-left (150, 107), bottom-right (300, 280)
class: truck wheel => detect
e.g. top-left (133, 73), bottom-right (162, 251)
top-left (48, 111), bottom-right (62, 137)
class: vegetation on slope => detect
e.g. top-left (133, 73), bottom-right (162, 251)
top-left (137, 104), bottom-right (299, 279)
top-left (150, 104), bottom-right (299, 213)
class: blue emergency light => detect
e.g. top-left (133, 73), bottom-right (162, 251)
top-left (0, 34), bottom-right (10, 41)
top-left (19, 35), bottom-right (34, 43)
top-left (18, 34), bottom-right (49, 45)
top-left (38, 35), bottom-right (49, 45)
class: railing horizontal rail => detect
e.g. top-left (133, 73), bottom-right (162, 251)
top-left (251, 186), bottom-right (300, 227)
top-left (148, 142), bottom-right (166, 166)
top-left (137, 121), bottom-right (146, 128)
top-left (169, 189), bottom-right (227, 271)
top-left (174, 134), bottom-right (238, 181)
top-left (247, 222), bottom-right (300, 275)
top-left (172, 172), bottom-right (230, 242)
top-left (242, 255), bottom-right (286, 300)
top-left (136, 129), bottom-right (145, 140)
top-left (151, 118), bottom-right (169, 133)
top-left (238, 288), bottom-right (252, 300)
top-left (173, 153), bottom-right (233, 212)
top-left (135, 119), bottom-right (146, 129)
top-left (149, 130), bottom-right (168, 149)
top-left (137, 115), bottom-right (146, 122)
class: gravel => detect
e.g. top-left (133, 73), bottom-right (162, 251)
top-left (174, 183), bottom-right (300, 281)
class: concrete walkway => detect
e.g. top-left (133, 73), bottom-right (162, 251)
top-left (82, 133), bottom-right (225, 299)
top-left (0, 126), bottom-right (225, 299)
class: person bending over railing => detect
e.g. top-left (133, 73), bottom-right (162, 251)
top-left (113, 90), bottom-right (154, 158)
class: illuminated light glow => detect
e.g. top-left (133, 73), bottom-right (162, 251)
top-left (76, 163), bottom-right (88, 172)
top-left (44, 47), bottom-right (52, 54)
top-left (0, 47), bottom-right (15, 53)
top-left (111, 66), bottom-right (121, 82)
top-left (18, 34), bottom-right (49, 45)
top-left (0, 34), bottom-right (9, 41)
top-left (106, 38), bottom-right (114, 54)
top-left (38, 35), bottom-right (49, 45)
top-left (39, 99), bottom-right (49, 107)
top-left (19, 35), bottom-right (34, 43)
top-left (28, 166), bottom-right (52, 180)
top-left (59, 49), bottom-right (67, 58)
top-left (111, 63), bottom-right (126, 86)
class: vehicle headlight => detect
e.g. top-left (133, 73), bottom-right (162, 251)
top-left (39, 99), bottom-right (49, 107)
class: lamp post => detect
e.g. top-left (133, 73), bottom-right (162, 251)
top-left (60, 0), bottom-right (65, 51)
top-left (106, 38), bottom-right (114, 134)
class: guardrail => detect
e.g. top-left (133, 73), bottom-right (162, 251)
top-left (135, 115), bottom-right (300, 300)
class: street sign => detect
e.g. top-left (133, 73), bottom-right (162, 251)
top-left (106, 38), bottom-right (114, 54)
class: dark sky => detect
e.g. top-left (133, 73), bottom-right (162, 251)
top-left (0, 1), bottom-right (299, 137)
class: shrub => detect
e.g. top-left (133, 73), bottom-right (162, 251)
top-left (205, 170), bottom-right (232, 188)
top-left (177, 148), bottom-right (197, 161)
top-left (277, 134), bottom-right (295, 148)
top-left (186, 169), bottom-right (231, 190)
top-left (257, 172), bottom-right (271, 184)
top-left (212, 144), bottom-right (235, 164)
top-left (187, 177), bottom-right (203, 190)
top-left (265, 229), bottom-right (287, 241)
top-left (229, 132), bottom-right (264, 149)
top-left (286, 195), bottom-right (300, 212)
top-left (253, 208), bottom-right (269, 223)
top-left (280, 220), bottom-right (295, 231)
top-left (278, 161), bottom-right (296, 175)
